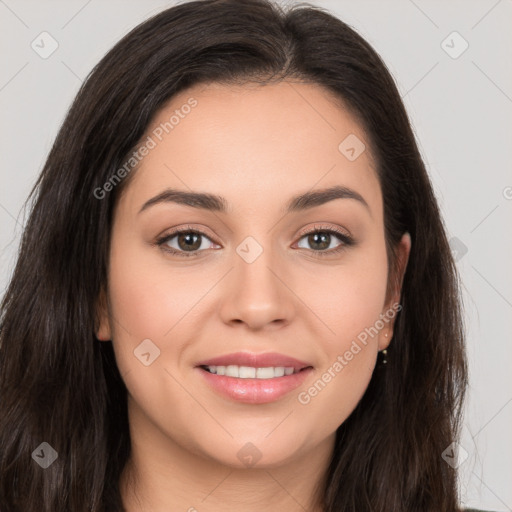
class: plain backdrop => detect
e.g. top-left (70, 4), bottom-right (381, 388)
top-left (0, 0), bottom-right (511, 510)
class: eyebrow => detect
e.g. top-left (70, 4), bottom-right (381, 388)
top-left (138, 185), bottom-right (370, 215)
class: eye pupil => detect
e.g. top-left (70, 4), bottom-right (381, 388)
top-left (178, 233), bottom-right (201, 251)
top-left (309, 232), bottom-right (330, 250)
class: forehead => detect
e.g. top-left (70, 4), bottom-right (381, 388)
top-left (118, 80), bottom-right (382, 220)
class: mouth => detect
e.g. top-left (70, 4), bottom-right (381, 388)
top-left (199, 364), bottom-right (311, 379)
top-left (194, 352), bottom-right (314, 404)
top-left (195, 351), bottom-right (312, 374)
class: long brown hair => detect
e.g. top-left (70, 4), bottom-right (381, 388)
top-left (0, 0), bottom-right (467, 510)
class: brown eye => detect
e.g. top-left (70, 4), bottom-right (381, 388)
top-left (303, 231), bottom-right (333, 251)
top-left (175, 232), bottom-right (202, 252)
top-left (296, 226), bottom-right (355, 257)
top-left (156, 228), bottom-right (218, 257)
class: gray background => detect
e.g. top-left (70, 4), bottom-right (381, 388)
top-left (1, 0), bottom-right (511, 510)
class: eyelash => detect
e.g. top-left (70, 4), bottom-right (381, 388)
top-left (155, 224), bottom-right (355, 259)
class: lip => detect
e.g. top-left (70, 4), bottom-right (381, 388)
top-left (195, 351), bottom-right (314, 404)
top-left (196, 366), bottom-right (313, 404)
top-left (195, 351), bottom-right (312, 372)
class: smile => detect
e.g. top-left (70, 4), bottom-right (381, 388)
top-left (201, 365), bottom-right (307, 379)
top-left (196, 365), bottom-right (313, 404)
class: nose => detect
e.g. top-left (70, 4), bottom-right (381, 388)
top-left (218, 241), bottom-right (295, 331)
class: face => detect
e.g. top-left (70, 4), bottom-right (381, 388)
top-left (96, 80), bottom-right (410, 469)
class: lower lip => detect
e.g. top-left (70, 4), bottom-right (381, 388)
top-left (196, 367), bottom-right (313, 404)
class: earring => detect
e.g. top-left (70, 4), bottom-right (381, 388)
top-left (380, 332), bottom-right (389, 364)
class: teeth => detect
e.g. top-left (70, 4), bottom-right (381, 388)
top-left (205, 365), bottom-right (299, 379)
top-left (239, 366), bottom-right (256, 378)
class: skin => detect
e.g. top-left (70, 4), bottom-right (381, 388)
top-left (96, 80), bottom-right (411, 512)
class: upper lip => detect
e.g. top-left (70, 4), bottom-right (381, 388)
top-left (196, 352), bottom-right (313, 371)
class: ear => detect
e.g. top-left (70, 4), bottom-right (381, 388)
top-left (95, 286), bottom-right (112, 342)
top-left (378, 232), bottom-right (411, 351)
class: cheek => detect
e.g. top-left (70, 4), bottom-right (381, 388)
top-left (107, 226), bottom-right (213, 335)
top-left (105, 230), bottom-right (212, 381)
top-left (303, 240), bottom-right (389, 346)
top-left (294, 242), bottom-right (388, 425)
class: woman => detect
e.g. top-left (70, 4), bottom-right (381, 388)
top-left (0, 0), bottom-right (491, 510)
